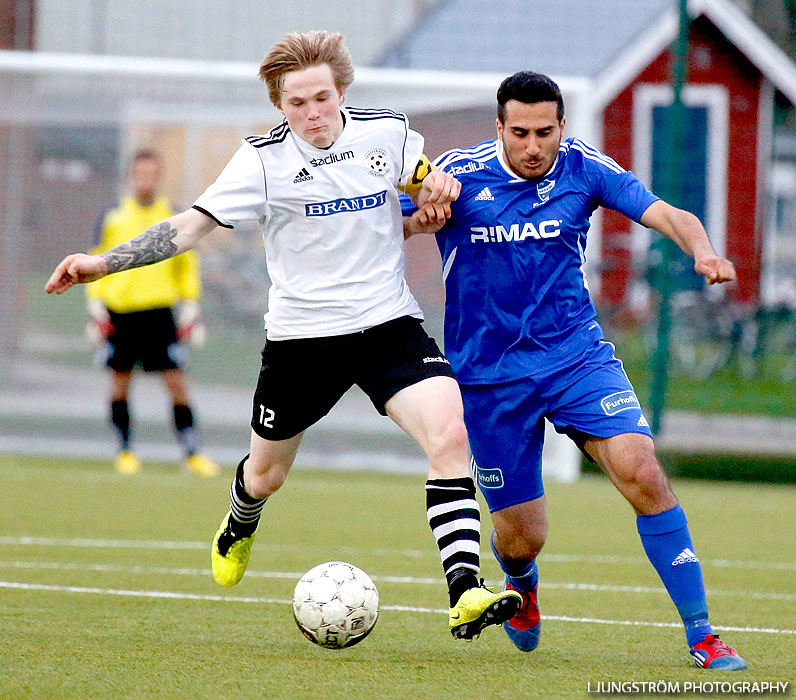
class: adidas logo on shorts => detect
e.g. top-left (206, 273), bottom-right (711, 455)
top-left (474, 187), bottom-right (494, 201)
top-left (671, 547), bottom-right (699, 566)
top-left (293, 167), bottom-right (313, 183)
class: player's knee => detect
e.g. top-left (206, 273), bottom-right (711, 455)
top-left (426, 416), bottom-right (468, 463)
top-left (622, 457), bottom-right (675, 510)
top-left (499, 533), bottom-right (546, 563)
top-left (245, 461), bottom-right (291, 499)
top-left (633, 457), bottom-right (669, 492)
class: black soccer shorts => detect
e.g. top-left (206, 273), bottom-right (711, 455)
top-left (104, 307), bottom-right (184, 372)
top-left (250, 315), bottom-right (457, 440)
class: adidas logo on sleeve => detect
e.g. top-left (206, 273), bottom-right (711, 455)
top-left (671, 548), bottom-right (699, 566)
top-left (293, 167), bottom-right (313, 183)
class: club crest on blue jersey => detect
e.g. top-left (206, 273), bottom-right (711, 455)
top-left (537, 178), bottom-right (556, 202)
top-left (600, 390), bottom-right (641, 415)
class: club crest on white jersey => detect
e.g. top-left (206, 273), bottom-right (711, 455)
top-left (364, 148), bottom-right (391, 176)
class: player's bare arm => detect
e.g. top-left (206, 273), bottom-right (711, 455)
top-left (102, 220), bottom-right (179, 273)
top-left (640, 199), bottom-right (736, 285)
top-left (416, 168), bottom-right (461, 207)
top-left (399, 155), bottom-right (461, 207)
top-left (403, 202), bottom-right (452, 240)
top-left (45, 208), bottom-right (217, 295)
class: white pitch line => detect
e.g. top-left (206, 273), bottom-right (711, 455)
top-left (1, 560), bottom-right (442, 586)
top-left (0, 580), bottom-right (288, 604)
top-left (0, 536), bottom-right (206, 550)
top-left (542, 581), bottom-right (796, 602)
top-left (544, 553), bottom-right (796, 572)
top-left (1, 580), bottom-right (794, 636)
top-left (2, 536), bottom-right (795, 571)
top-left (539, 615), bottom-right (796, 636)
top-left (4, 560), bottom-right (796, 602)
top-left (0, 536), bottom-right (427, 558)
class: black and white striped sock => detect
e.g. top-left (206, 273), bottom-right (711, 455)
top-left (426, 477), bottom-right (481, 605)
top-left (229, 455), bottom-right (266, 537)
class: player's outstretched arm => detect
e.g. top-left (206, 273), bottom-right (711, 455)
top-left (45, 208), bottom-right (217, 295)
top-left (640, 200), bottom-right (736, 285)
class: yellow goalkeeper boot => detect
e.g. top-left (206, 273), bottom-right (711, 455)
top-left (211, 510), bottom-right (255, 587)
top-left (185, 453), bottom-right (220, 478)
top-left (115, 450), bottom-right (141, 475)
top-left (449, 580), bottom-right (523, 640)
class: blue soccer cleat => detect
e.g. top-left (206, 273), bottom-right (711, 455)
top-left (503, 571), bottom-right (541, 652)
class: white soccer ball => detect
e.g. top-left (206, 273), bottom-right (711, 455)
top-left (292, 561), bottom-right (379, 649)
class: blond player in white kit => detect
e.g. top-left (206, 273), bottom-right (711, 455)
top-left (46, 30), bottom-right (521, 641)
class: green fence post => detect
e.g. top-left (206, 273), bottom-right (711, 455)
top-left (650, 0), bottom-right (690, 435)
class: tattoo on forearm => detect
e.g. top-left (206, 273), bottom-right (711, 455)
top-left (102, 221), bottom-right (179, 273)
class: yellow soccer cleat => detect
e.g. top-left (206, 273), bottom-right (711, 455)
top-left (115, 450), bottom-right (141, 475)
top-left (449, 581), bottom-right (523, 640)
top-left (185, 453), bottom-right (220, 478)
top-left (211, 510), bottom-right (255, 587)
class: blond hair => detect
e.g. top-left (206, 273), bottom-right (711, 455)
top-left (259, 30), bottom-right (355, 106)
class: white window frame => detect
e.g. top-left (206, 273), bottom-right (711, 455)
top-left (631, 83), bottom-right (729, 264)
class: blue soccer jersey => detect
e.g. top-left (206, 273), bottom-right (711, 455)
top-left (425, 137), bottom-right (659, 384)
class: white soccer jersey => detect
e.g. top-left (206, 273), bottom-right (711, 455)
top-left (193, 106), bottom-right (425, 340)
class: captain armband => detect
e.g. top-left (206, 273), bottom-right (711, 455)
top-left (398, 154), bottom-right (433, 197)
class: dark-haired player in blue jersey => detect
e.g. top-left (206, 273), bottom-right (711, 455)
top-left (404, 71), bottom-right (746, 670)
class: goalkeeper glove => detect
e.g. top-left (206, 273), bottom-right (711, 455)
top-left (177, 300), bottom-right (207, 349)
top-left (85, 298), bottom-right (114, 344)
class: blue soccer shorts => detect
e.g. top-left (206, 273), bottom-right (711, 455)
top-left (460, 339), bottom-right (653, 513)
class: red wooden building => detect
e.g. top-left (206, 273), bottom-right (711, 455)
top-left (381, 0), bottom-right (796, 310)
top-left (595, 0), bottom-right (796, 306)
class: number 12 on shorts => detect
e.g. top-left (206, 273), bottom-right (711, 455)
top-left (259, 404), bottom-right (275, 428)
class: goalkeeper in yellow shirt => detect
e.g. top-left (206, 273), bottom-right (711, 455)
top-left (87, 149), bottom-right (218, 477)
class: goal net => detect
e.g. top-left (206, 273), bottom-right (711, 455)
top-left (0, 51), bottom-right (589, 478)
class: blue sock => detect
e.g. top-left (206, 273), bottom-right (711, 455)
top-left (490, 530), bottom-right (538, 591)
top-left (637, 503), bottom-right (712, 648)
